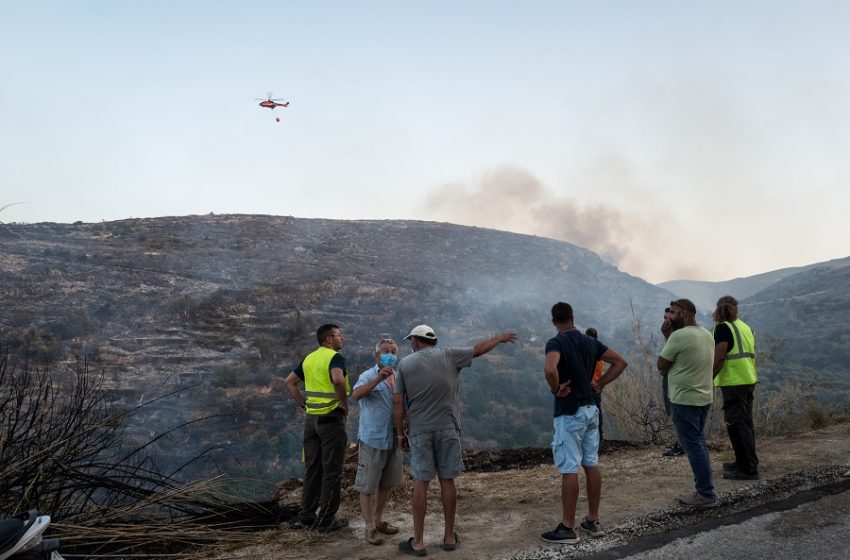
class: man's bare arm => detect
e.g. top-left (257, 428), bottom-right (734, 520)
top-left (351, 366), bottom-right (393, 401)
top-left (330, 366), bottom-right (348, 415)
top-left (393, 393), bottom-right (409, 451)
top-left (284, 372), bottom-right (305, 409)
top-left (544, 351), bottom-right (571, 397)
top-left (473, 332), bottom-right (518, 357)
top-left (657, 356), bottom-right (672, 376)
top-left (713, 341), bottom-right (729, 377)
top-left (595, 348), bottom-right (628, 388)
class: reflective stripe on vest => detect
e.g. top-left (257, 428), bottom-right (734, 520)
top-left (302, 346), bottom-right (350, 415)
top-left (714, 319), bottom-right (758, 387)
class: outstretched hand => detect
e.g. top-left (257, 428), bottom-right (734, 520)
top-left (499, 332), bottom-right (518, 344)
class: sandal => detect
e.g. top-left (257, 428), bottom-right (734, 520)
top-left (399, 537), bottom-right (427, 557)
top-left (442, 531), bottom-right (460, 551)
top-left (377, 520), bottom-right (399, 534)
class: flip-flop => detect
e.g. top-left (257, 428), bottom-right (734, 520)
top-left (442, 531), bottom-right (460, 551)
top-left (399, 537), bottom-right (427, 557)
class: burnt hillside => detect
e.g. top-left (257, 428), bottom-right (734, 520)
top-left (0, 215), bottom-right (674, 490)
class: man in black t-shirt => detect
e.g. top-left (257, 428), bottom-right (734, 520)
top-left (539, 302), bottom-right (628, 545)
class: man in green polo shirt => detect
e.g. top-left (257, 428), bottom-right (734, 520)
top-left (657, 299), bottom-right (716, 507)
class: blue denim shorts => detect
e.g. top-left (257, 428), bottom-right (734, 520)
top-left (551, 405), bottom-right (600, 474)
top-left (410, 429), bottom-right (463, 481)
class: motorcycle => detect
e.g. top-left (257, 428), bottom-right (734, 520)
top-left (0, 510), bottom-right (64, 560)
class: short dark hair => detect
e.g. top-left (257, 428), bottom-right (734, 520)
top-left (585, 327), bottom-right (598, 338)
top-left (671, 299), bottom-right (697, 315)
top-left (413, 335), bottom-right (437, 346)
top-left (316, 323), bottom-right (340, 345)
top-left (551, 302), bottom-right (574, 323)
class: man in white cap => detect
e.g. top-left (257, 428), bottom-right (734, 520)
top-left (393, 324), bottom-right (517, 556)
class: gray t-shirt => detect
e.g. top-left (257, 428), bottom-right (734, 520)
top-left (395, 346), bottom-right (474, 436)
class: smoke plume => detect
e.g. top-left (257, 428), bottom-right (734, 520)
top-left (421, 165), bottom-right (688, 282)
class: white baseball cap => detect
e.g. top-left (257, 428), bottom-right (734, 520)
top-left (404, 324), bottom-right (438, 341)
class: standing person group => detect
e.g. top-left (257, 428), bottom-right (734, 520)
top-left (282, 294), bottom-right (759, 549)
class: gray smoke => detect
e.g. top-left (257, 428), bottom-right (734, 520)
top-left (422, 165), bottom-right (689, 281)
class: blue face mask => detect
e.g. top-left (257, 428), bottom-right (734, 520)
top-left (379, 353), bottom-right (398, 367)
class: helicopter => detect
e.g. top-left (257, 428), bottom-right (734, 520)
top-left (256, 92), bottom-right (289, 110)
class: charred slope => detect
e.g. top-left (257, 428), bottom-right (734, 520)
top-left (659, 256), bottom-right (850, 312)
top-left (0, 215), bottom-right (674, 486)
top-left (741, 257), bottom-right (850, 392)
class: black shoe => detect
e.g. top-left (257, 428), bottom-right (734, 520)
top-left (722, 468), bottom-right (759, 480)
top-left (316, 517), bottom-right (348, 532)
top-left (662, 442), bottom-right (684, 457)
top-left (540, 523), bottom-right (579, 544)
top-left (290, 518), bottom-right (314, 530)
top-left (578, 517), bottom-right (604, 537)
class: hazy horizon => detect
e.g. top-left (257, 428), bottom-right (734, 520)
top-left (3, 2), bottom-right (849, 283)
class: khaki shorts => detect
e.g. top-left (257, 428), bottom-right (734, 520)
top-left (353, 441), bottom-right (403, 494)
top-left (410, 429), bottom-right (463, 481)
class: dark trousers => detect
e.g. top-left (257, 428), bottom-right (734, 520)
top-left (671, 403), bottom-right (715, 498)
top-left (662, 376), bottom-right (679, 446)
top-left (721, 384), bottom-right (759, 474)
top-left (299, 412), bottom-right (347, 526)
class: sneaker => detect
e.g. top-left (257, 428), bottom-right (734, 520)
top-left (578, 517), bottom-right (604, 537)
top-left (540, 523), bottom-right (580, 544)
top-left (366, 528), bottom-right (384, 545)
top-left (678, 492), bottom-right (716, 507)
top-left (376, 520), bottom-right (399, 534)
top-left (662, 442), bottom-right (685, 457)
top-left (722, 468), bottom-right (759, 480)
top-left (316, 517), bottom-right (348, 533)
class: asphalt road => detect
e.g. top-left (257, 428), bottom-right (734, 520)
top-left (588, 476), bottom-right (850, 560)
top-left (512, 473), bottom-right (850, 560)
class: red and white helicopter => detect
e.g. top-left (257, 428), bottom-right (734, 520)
top-left (256, 93), bottom-right (289, 110)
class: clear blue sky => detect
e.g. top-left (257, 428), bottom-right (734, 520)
top-left (2, 1), bottom-right (849, 282)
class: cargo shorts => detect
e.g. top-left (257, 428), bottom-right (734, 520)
top-left (409, 428), bottom-right (463, 481)
top-left (551, 405), bottom-right (600, 474)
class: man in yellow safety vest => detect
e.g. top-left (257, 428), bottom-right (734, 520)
top-left (284, 323), bottom-right (351, 531)
top-left (712, 296), bottom-right (759, 480)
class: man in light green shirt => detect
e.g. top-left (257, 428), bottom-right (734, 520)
top-left (662, 325), bottom-right (714, 407)
top-left (657, 298), bottom-right (716, 506)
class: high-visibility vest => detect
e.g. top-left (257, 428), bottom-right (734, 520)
top-left (303, 346), bottom-right (350, 415)
top-left (713, 319), bottom-right (758, 387)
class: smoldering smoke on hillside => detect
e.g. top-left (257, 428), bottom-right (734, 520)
top-left (0, 215), bottom-right (677, 490)
top-left (422, 165), bottom-right (700, 282)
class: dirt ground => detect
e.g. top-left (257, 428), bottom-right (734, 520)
top-left (242, 422), bottom-right (850, 560)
